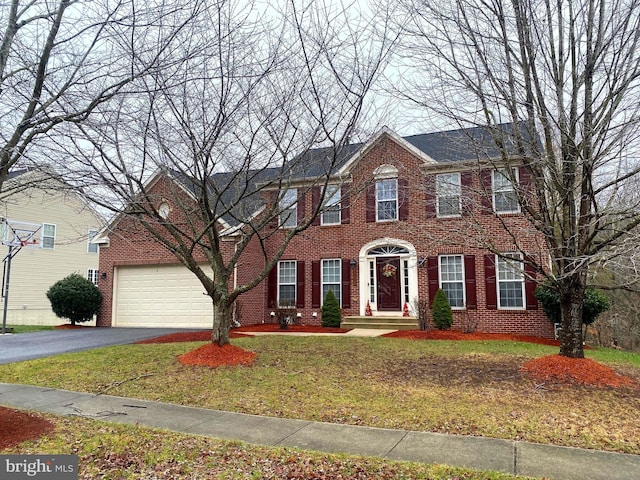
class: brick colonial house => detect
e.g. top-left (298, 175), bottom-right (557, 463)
top-left (95, 124), bottom-right (553, 338)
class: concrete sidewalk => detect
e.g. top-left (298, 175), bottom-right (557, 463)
top-left (1, 383), bottom-right (638, 480)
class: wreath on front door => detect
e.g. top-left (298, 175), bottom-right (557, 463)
top-left (381, 263), bottom-right (397, 278)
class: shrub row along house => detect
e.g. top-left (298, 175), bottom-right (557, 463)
top-left (95, 124), bottom-right (553, 338)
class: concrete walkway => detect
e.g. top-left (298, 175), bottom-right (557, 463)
top-left (1, 382), bottom-right (638, 480)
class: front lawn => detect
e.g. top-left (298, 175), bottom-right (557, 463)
top-left (0, 336), bottom-right (638, 454)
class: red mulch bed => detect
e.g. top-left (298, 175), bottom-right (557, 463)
top-left (54, 324), bottom-right (91, 329)
top-left (382, 329), bottom-right (564, 347)
top-left (521, 355), bottom-right (637, 388)
top-left (135, 330), bottom-right (252, 344)
top-left (234, 323), bottom-right (350, 334)
top-left (0, 406), bottom-right (55, 450)
top-left (178, 343), bottom-right (257, 368)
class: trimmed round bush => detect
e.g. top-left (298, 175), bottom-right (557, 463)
top-left (321, 290), bottom-right (341, 327)
top-left (432, 288), bottom-right (453, 330)
top-left (46, 273), bottom-right (102, 325)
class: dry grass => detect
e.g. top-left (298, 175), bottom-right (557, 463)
top-left (2, 414), bottom-right (534, 479)
top-left (0, 336), bottom-right (638, 454)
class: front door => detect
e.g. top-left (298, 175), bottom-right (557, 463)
top-left (376, 257), bottom-right (401, 311)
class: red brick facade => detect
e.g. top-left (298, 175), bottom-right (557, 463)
top-left (97, 129), bottom-right (554, 338)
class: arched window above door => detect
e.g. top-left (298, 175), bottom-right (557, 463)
top-left (368, 245), bottom-right (409, 256)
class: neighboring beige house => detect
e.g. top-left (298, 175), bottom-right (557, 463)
top-left (0, 168), bottom-right (103, 325)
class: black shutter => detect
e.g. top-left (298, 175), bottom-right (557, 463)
top-left (296, 261), bottom-right (305, 308)
top-left (341, 185), bottom-right (350, 224)
top-left (398, 178), bottom-right (409, 220)
top-left (366, 183), bottom-right (376, 222)
top-left (267, 265), bottom-right (278, 309)
top-left (461, 171), bottom-right (473, 216)
top-left (484, 254), bottom-right (497, 309)
top-left (479, 169), bottom-right (493, 214)
top-left (341, 259), bottom-right (351, 309)
top-left (464, 255), bottom-right (477, 309)
top-left (311, 260), bottom-right (321, 308)
top-left (427, 256), bottom-right (439, 306)
top-left (311, 187), bottom-right (321, 226)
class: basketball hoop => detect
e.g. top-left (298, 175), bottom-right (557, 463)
top-left (1, 219), bottom-right (42, 333)
top-left (1, 219), bottom-right (42, 250)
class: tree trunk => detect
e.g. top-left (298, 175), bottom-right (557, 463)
top-left (211, 301), bottom-right (232, 346)
top-left (559, 280), bottom-right (586, 358)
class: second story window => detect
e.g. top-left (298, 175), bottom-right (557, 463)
top-left (87, 229), bottom-right (99, 254)
top-left (376, 178), bottom-right (398, 221)
top-left (321, 186), bottom-right (341, 225)
top-left (436, 173), bottom-right (461, 217)
top-left (493, 168), bottom-right (520, 213)
top-left (279, 189), bottom-right (298, 228)
top-left (42, 223), bottom-right (56, 249)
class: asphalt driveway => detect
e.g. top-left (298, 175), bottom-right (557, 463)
top-left (0, 327), bottom-right (204, 365)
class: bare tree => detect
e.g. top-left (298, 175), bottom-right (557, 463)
top-left (0, 0), bottom-right (194, 196)
top-left (63, 0), bottom-right (391, 345)
top-left (391, 0), bottom-right (640, 357)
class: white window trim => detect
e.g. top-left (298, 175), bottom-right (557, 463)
top-left (321, 258), bottom-right (342, 307)
top-left (436, 172), bottom-right (462, 218)
top-left (41, 223), bottom-right (56, 249)
top-left (279, 189), bottom-right (298, 228)
top-left (277, 260), bottom-right (297, 308)
top-left (492, 168), bottom-right (521, 214)
top-left (321, 185), bottom-right (341, 226)
top-left (439, 255), bottom-right (466, 309)
top-left (376, 177), bottom-right (398, 222)
top-left (496, 253), bottom-right (525, 310)
top-left (87, 229), bottom-right (99, 254)
top-left (87, 269), bottom-right (99, 286)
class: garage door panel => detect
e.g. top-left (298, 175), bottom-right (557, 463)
top-left (114, 264), bottom-right (213, 328)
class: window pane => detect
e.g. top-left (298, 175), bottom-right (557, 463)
top-left (377, 200), bottom-right (397, 221)
top-left (279, 286), bottom-right (296, 307)
top-left (436, 173), bottom-right (461, 216)
top-left (376, 179), bottom-right (396, 200)
top-left (440, 255), bottom-right (464, 308)
top-left (88, 229), bottom-right (98, 253)
top-left (497, 255), bottom-right (524, 308)
top-left (279, 189), bottom-right (297, 227)
top-left (442, 283), bottom-right (465, 308)
top-left (278, 261), bottom-right (296, 307)
top-left (376, 179), bottom-right (397, 221)
top-left (322, 186), bottom-right (341, 225)
top-left (494, 191), bottom-right (518, 212)
top-left (42, 224), bottom-right (55, 249)
top-left (493, 169), bottom-right (519, 213)
top-left (322, 259), bottom-right (341, 306)
top-left (499, 281), bottom-right (524, 308)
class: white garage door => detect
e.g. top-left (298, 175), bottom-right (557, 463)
top-left (114, 264), bottom-right (213, 328)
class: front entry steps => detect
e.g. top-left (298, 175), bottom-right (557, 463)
top-left (341, 316), bottom-right (419, 331)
